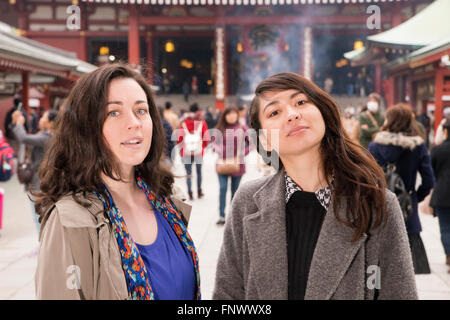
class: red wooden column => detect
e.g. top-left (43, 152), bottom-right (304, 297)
top-left (128, 6), bottom-right (140, 68)
top-left (215, 24), bottom-right (226, 110)
top-left (434, 67), bottom-right (444, 134)
top-left (21, 71), bottom-right (30, 115)
top-left (145, 32), bottom-right (153, 84)
top-left (374, 63), bottom-right (382, 95)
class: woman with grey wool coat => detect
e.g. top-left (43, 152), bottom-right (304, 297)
top-left (213, 73), bottom-right (417, 300)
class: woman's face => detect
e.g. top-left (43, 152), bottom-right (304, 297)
top-left (225, 111), bottom-right (239, 125)
top-left (257, 89), bottom-right (326, 158)
top-left (102, 78), bottom-right (153, 175)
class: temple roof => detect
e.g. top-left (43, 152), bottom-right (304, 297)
top-left (0, 22), bottom-right (96, 78)
top-left (367, 0), bottom-right (450, 48)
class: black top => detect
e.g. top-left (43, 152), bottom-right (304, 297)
top-left (286, 190), bottom-right (326, 300)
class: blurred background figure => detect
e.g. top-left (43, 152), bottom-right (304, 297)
top-left (204, 106), bottom-right (218, 129)
top-left (430, 119), bottom-right (450, 273)
top-left (177, 103), bottom-right (209, 201)
top-left (368, 103), bottom-right (435, 274)
top-left (434, 107), bottom-right (450, 146)
top-left (163, 101), bottom-right (180, 131)
top-left (158, 106), bottom-right (175, 169)
top-left (11, 108), bottom-right (58, 242)
top-left (359, 93), bottom-right (385, 149)
top-left (341, 105), bottom-right (359, 143)
top-left (212, 107), bottom-right (250, 226)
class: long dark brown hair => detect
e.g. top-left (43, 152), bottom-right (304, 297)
top-left (381, 103), bottom-right (424, 138)
top-left (34, 63), bottom-right (173, 219)
top-left (249, 72), bottom-right (387, 242)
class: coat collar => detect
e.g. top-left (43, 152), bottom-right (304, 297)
top-left (245, 169), bottom-right (367, 300)
top-left (373, 131), bottom-right (424, 150)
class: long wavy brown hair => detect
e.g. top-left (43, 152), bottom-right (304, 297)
top-left (249, 72), bottom-right (387, 242)
top-left (34, 63), bottom-right (173, 219)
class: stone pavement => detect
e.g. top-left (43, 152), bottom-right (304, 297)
top-left (0, 149), bottom-right (449, 300)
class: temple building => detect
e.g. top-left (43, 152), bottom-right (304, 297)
top-left (0, 0), bottom-right (433, 110)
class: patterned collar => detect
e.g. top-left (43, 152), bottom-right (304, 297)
top-left (285, 173), bottom-right (332, 210)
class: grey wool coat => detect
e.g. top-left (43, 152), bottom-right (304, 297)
top-left (213, 169), bottom-right (418, 300)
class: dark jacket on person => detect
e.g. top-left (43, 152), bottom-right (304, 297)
top-left (212, 169), bottom-right (417, 300)
top-left (430, 137), bottom-right (450, 208)
top-left (368, 131), bottom-right (435, 234)
top-left (13, 125), bottom-right (52, 191)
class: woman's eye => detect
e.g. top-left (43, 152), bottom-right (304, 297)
top-left (297, 100), bottom-right (307, 106)
top-left (137, 108), bottom-right (148, 115)
top-left (108, 111), bottom-right (119, 117)
top-left (269, 110), bottom-right (279, 118)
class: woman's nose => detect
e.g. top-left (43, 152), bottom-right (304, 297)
top-left (287, 106), bottom-right (301, 122)
top-left (126, 111), bottom-right (142, 129)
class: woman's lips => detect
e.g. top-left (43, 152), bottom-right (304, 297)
top-left (287, 126), bottom-right (308, 137)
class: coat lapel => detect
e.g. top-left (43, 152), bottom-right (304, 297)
top-left (244, 170), bottom-right (289, 299)
top-left (305, 199), bottom-right (367, 300)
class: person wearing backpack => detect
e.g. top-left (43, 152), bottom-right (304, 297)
top-left (0, 130), bottom-right (15, 183)
top-left (369, 103), bottom-right (435, 274)
top-left (177, 103), bottom-right (209, 201)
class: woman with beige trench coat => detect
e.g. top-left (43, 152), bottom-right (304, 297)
top-left (34, 63), bottom-right (200, 300)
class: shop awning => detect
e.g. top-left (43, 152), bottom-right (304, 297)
top-left (0, 23), bottom-right (96, 78)
top-left (367, 0), bottom-right (450, 48)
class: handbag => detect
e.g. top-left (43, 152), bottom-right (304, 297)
top-left (216, 132), bottom-right (242, 175)
top-left (17, 144), bottom-right (33, 185)
top-left (17, 161), bottom-right (33, 185)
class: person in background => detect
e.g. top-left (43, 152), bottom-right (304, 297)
top-left (430, 119), bottom-right (450, 273)
top-left (3, 97), bottom-right (29, 156)
top-left (359, 93), bottom-right (385, 149)
top-left (11, 108), bottom-right (58, 236)
top-left (341, 106), bottom-right (359, 143)
top-left (212, 107), bottom-right (250, 226)
top-left (177, 103), bottom-right (210, 201)
top-left (163, 101), bottom-right (180, 131)
top-left (416, 107), bottom-right (431, 147)
top-left (204, 106), bottom-right (217, 129)
top-left (368, 103), bottom-right (435, 274)
top-left (434, 107), bottom-right (450, 146)
top-left (158, 107), bottom-right (174, 169)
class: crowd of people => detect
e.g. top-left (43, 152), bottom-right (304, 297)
top-left (1, 63), bottom-right (450, 300)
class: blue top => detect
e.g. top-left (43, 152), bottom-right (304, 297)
top-left (135, 209), bottom-right (195, 300)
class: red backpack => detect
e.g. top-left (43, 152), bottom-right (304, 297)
top-left (0, 138), bottom-right (14, 182)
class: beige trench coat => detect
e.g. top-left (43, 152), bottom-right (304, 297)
top-left (35, 193), bottom-right (192, 300)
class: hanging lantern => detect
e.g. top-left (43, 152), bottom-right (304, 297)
top-left (165, 41), bottom-right (175, 53)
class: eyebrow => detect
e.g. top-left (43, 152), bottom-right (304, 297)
top-left (106, 100), bottom-right (148, 106)
top-left (262, 91), bottom-right (304, 112)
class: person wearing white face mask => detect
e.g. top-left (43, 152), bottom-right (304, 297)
top-left (359, 93), bottom-right (385, 149)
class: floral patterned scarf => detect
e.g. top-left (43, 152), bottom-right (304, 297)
top-left (94, 176), bottom-right (201, 300)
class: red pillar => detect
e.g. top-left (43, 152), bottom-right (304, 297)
top-left (146, 32), bottom-right (153, 84)
top-left (374, 63), bottom-right (382, 95)
top-left (21, 71), bottom-right (30, 115)
top-left (434, 68), bottom-right (444, 134)
top-left (128, 6), bottom-right (140, 68)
